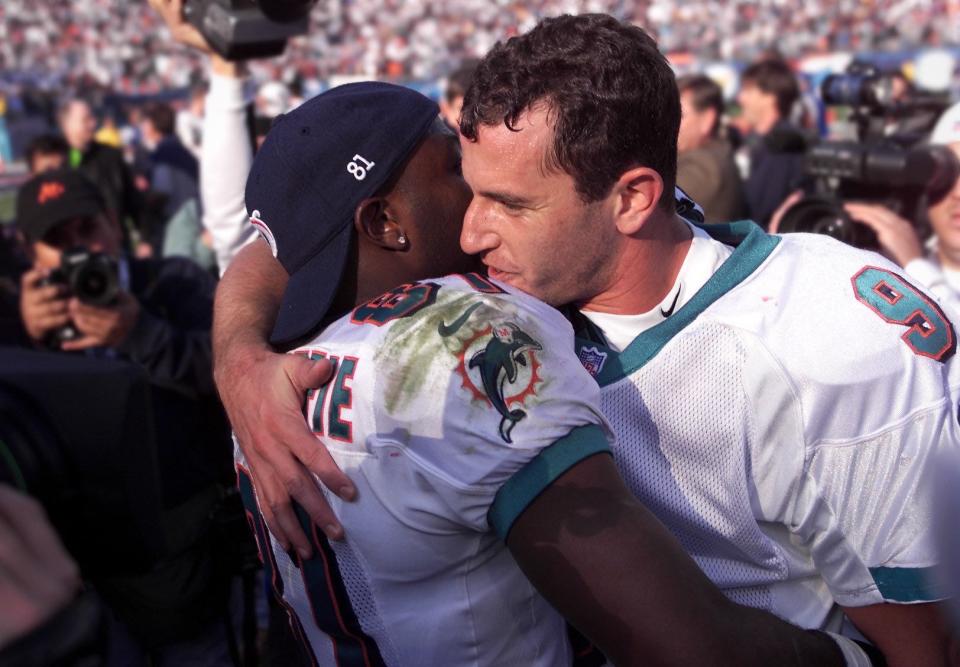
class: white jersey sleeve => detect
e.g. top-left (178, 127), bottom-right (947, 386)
top-left (739, 239), bottom-right (960, 608)
top-left (364, 276), bottom-right (612, 539)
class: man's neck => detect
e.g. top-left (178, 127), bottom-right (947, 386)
top-left (578, 214), bottom-right (693, 315)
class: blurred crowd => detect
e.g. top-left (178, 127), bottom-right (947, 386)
top-left (1, 0), bottom-right (958, 95)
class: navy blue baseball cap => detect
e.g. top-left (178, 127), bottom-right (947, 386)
top-left (245, 82), bottom-right (440, 346)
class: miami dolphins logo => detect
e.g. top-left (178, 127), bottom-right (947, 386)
top-left (439, 305), bottom-right (543, 443)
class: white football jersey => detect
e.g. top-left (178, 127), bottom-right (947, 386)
top-left (572, 222), bottom-right (960, 631)
top-left (236, 273), bottom-right (610, 666)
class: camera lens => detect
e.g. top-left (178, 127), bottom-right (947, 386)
top-left (72, 259), bottom-right (119, 306)
top-left (777, 194), bottom-right (878, 248)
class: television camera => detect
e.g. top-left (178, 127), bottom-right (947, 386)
top-left (184, 0), bottom-right (316, 60)
top-left (777, 63), bottom-right (959, 248)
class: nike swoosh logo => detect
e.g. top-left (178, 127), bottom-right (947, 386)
top-left (660, 284), bottom-right (681, 318)
top-left (438, 302), bottom-right (483, 337)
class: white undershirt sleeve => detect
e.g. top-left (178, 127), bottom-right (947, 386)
top-left (201, 67), bottom-right (258, 275)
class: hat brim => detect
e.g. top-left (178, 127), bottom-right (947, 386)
top-left (25, 199), bottom-right (103, 244)
top-left (269, 222), bottom-right (354, 347)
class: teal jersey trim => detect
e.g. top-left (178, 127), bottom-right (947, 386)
top-left (488, 424), bottom-right (610, 542)
top-left (575, 220), bottom-right (780, 387)
top-left (869, 566), bottom-right (944, 603)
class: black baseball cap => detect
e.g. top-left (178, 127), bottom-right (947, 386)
top-left (244, 82), bottom-right (440, 346)
top-left (17, 169), bottom-right (105, 243)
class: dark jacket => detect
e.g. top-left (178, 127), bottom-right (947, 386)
top-left (677, 137), bottom-right (747, 224)
top-left (77, 141), bottom-right (146, 245)
top-left (743, 119), bottom-right (807, 228)
top-left (100, 256), bottom-right (234, 647)
top-left (148, 135), bottom-right (200, 222)
top-left (119, 257), bottom-right (215, 397)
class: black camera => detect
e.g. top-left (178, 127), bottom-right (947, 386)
top-left (47, 247), bottom-right (120, 307)
top-left (184, 0), bottom-right (315, 61)
top-left (39, 247), bottom-right (119, 347)
top-left (821, 68), bottom-right (898, 111)
top-left (779, 62), bottom-right (956, 248)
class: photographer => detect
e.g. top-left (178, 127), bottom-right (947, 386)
top-left (843, 103), bottom-right (960, 316)
top-left (14, 168), bottom-right (236, 665)
top-left (16, 169), bottom-right (215, 387)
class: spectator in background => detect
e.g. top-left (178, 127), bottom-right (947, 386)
top-left (25, 134), bottom-right (69, 174)
top-left (141, 102), bottom-right (199, 225)
top-left (139, 102), bottom-right (209, 269)
top-left (676, 74), bottom-right (746, 223)
top-left (15, 168), bottom-right (235, 665)
top-left (843, 102), bottom-right (960, 316)
top-left (737, 60), bottom-right (806, 228)
top-left (58, 99), bottom-right (146, 256)
top-left (440, 59), bottom-right (479, 133)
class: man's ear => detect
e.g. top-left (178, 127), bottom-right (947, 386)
top-left (354, 197), bottom-right (407, 251)
top-left (612, 166), bottom-right (664, 236)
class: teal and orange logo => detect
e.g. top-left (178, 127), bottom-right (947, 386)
top-left (440, 304), bottom-right (542, 443)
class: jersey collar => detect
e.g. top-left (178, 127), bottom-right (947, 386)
top-left (573, 220), bottom-right (780, 387)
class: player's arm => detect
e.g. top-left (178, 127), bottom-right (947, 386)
top-left (213, 240), bottom-right (354, 557)
top-left (504, 453), bottom-right (845, 667)
top-left (841, 603), bottom-right (959, 667)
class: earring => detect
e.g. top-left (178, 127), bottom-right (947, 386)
top-left (398, 235), bottom-right (407, 246)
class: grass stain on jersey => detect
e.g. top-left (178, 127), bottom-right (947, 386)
top-left (375, 290), bottom-right (506, 413)
top-left (375, 293), bottom-right (522, 416)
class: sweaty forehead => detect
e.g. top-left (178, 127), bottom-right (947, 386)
top-left (461, 109), bottom-right (556, 179)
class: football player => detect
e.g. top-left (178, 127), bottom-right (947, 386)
top-left (215, 15), bottom-right (959, 667)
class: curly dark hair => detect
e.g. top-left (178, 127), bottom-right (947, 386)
top-left (460, 14), bottom-right (680, 209)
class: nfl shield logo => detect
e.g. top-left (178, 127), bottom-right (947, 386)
top-left (578, 345), bottom-right (608, 378)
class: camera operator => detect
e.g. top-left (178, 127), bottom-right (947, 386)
top-left (14, 168), bottom-right (236, 666)
top-left (843, 102), bottom-right (960, 316)
top-left (148, 0), bottom-right (259, 274)
top-left (737, 59), bottom-right (807, 228)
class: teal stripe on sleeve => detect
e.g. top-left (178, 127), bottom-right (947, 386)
top-left (869, 566), bottom-right (943, 603)
top-left (488, 424), bottom-right (611, 542)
